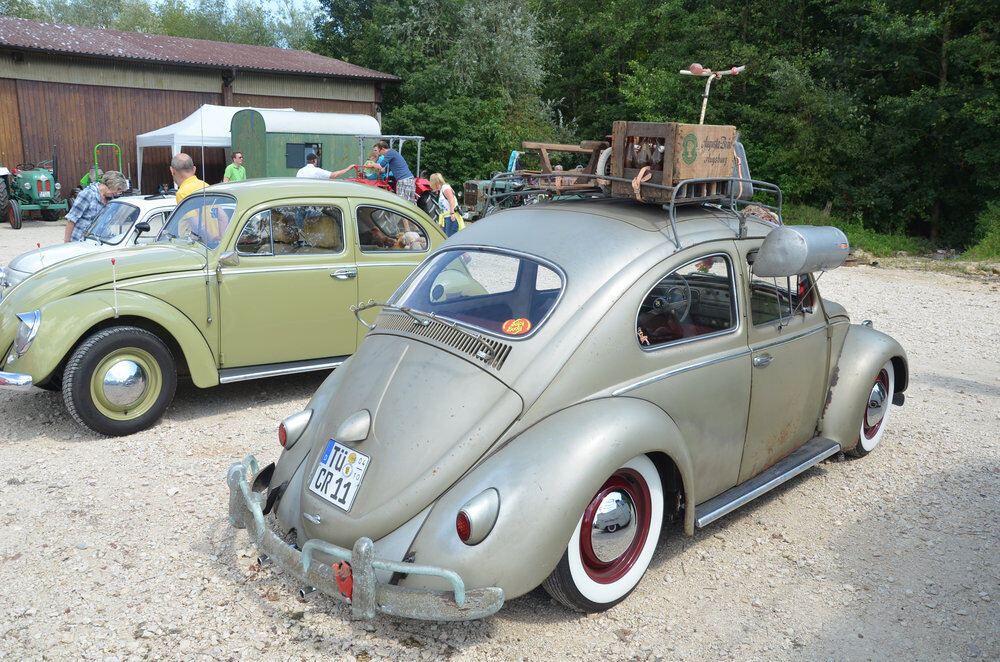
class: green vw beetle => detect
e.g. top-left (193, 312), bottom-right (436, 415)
top-left (0, 179), bottom-right (445, 436)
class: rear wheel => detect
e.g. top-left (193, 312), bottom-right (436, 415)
top-left (8, 199), bottom-right (22, 229)
top-left (62, 326), bottom-right (177, 436)
top-left (847, 360), bottom-right (895, 457)
top-left (543, 455), bottom-right (663, 612)
top-left (0, 178), bottom-right (9, 217)
top-left (417, 190), bottom-right (437, 217)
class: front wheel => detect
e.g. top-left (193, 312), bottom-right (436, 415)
top-left (542, 455), bottom-right (663, 612)
top-left (847, 360), bottom-right (895, 457)
top-left (8, 199), bottom-right (22, 229)
top-left (62, 326), bottom-right (177, 436)
top-left (41, 208), bottom-right (63, 222)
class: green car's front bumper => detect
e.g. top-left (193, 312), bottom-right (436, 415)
top-left (226, 456), bottom-right (504, 621)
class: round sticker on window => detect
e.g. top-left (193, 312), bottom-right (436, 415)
top-left (502, 318), bottom-right (532, 335)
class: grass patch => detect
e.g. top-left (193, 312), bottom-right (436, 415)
top-left (964, 201), bottom-right (1000, 261)
top-left (782, 203), bottom-right (932, 257)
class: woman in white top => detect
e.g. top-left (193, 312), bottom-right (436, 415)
top-left (429, 173), bottom-right (465, 237)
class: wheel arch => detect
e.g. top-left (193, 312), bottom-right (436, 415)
top-left (821, 324), bottom-right (907, 450)
top-left (400, 396), bottom-right (696, 600)
top-left (14, 290), bottom-right (219, 387)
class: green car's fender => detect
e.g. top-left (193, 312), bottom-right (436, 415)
top-left (820, 323), bottom-right (908, 450)
top-left (10, 289), bottom-right (219, 387)
top-left (399, 396), bottom-right (696, 601)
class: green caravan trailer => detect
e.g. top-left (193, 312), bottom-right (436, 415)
top-left (230, 109), bottom-right (383, 178)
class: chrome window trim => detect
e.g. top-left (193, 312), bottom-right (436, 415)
top-left (750, 324), bottom-right (828, 351)
top-left (390, 245), bottom-right (568, 342)
top-left (635, 252), bottom-right (741, 352)
top-left (355, 204), bottom-right (430, 255)
top-left (613, 348), bottom-right (752, 396)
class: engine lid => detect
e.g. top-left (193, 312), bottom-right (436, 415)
top-left (297, 334), bottom-right (523, 544)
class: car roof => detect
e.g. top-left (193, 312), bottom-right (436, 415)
top-left (450, 197), bottom-right (778, 273)
top-left (114, 194), bottom-right (176, 212)
top-left (205, 177), bottom-right (414, 209)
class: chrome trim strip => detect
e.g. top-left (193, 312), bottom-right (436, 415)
top-left (612, 348), bottom-right (751, 396)
top-left (751, 324), bottom-right (827, 352)
top-left (0, 370), bottom-right (33, 389)
top-left (694, 438), bottom-right (840, 528)
top-left (223, 265), bottom-right (349, 276)
top-left (356, 262), bottom-right (423, 268)
top-left (123, 272), bottom-right (211, 287)
top-left (218, 357), bottom-right (347, 384)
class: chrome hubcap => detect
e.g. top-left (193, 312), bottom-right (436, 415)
top-left (866, 377), bottom-right (888, 433)
top-left (590, 490), bottom-right (637, 562)
top-left (102, 360), bottom-right (149, 408)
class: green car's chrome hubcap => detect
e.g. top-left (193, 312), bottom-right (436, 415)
top-left (90, 349), bottom-right (161, 420)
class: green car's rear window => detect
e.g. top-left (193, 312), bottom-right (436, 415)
top-left (392, 249), bottom-right (563, 338)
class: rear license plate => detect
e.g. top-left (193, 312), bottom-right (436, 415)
top-left (308, 440), bottom-right (370, 512)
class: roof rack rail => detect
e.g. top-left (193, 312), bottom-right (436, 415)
top-left (477, 172), bottom-right (783, 247)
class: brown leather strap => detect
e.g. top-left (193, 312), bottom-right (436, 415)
top-left (631, 166), bottom-right (652, 201)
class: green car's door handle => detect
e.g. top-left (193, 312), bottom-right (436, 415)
top-left (331, 269), bottom-right (358, 280)
top-left (753, 354), bottom-right (774, 368)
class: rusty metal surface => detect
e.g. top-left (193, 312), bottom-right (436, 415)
top-left (0, 16), bottom-right (399, 80)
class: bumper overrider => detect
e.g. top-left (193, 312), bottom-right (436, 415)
top-left (226, 455), bottom-right (504, 621)
top-left (0, 371), bottom-right (32, 389)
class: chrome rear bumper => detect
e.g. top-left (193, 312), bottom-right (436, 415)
top-left (0, 370), bottom-right (32, 389)
top-left (226, 455), bottom-right (504, 621)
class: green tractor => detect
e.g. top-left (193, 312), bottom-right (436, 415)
top-left (0, 146), bottom-right (70, 230)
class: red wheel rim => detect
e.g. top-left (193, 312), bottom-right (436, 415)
top-left (578, 469), bottom-right (651, 584)
top-left (863, 368), bottom-right (890, 439)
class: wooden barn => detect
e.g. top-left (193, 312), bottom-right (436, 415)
top-left (0, 15), bottom-right (398, 193)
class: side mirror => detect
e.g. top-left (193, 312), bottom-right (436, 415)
top-left (219, 251), bottom-right (240, 267)
top-left (134, 221), bottom-right (151, 235)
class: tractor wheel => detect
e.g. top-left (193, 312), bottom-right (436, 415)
top-left (417, 190), bottom-right (437, 217)
top-left (41, 209), bottom-right (63, 222)
top-left (0, 178), bottom-right (9, 216)
top-left (8, 199), bottom-right (22, 229)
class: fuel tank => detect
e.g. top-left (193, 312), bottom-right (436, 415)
top-left (295, 334), bottom-right (523, 544)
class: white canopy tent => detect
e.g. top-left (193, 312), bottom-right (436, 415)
top-left (135, 104), bottom-right (382, 189)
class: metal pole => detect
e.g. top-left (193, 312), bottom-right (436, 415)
top-left (700, 76), bottom-right (715, 125)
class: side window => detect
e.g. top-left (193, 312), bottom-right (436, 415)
top-left (749, 273), bottom-right (813, 325)
top-left (237, 205), bottom-right (345, 256)
top-left (637, 254), bottom-right (736, 348)
top-left (136, 212), bottom-right (166, 245)
top-left (356, 205), bottom-right (428, 253)
top-left (237, 210), bottom-right (273, 255)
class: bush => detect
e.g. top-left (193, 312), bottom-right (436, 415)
top-left (964, 202), bottom-right (1000, 260)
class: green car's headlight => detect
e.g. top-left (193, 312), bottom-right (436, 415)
top-left (13, 310), bottom-right (41, 357)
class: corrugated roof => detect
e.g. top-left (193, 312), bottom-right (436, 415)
top-left (0, 15), bottom-right (399, 81)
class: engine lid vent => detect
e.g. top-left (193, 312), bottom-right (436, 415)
top-left (376, 313), bottom-right (512, 370)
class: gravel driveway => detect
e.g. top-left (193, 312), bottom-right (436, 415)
top-left (1, 219), bottom-right (998, 661)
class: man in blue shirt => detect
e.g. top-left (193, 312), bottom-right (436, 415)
top-left (372, 141), bottom-right (415, 202)
top-left (64, 171), bottom-right (129, 242)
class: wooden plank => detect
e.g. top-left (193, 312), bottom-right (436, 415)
top-left (521, 141), bottom-right (593, 154)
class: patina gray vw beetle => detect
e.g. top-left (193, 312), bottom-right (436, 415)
top-left (228, 187), bottom-right (907, 621)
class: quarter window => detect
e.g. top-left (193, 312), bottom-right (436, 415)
top-left (236, 205), bottom-right (345, 256)
top-left (356, 206), bottom-right (428, 253)
top-left (637, 254), bottom-right (736, 348)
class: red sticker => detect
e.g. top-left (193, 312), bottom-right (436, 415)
top-left (501, 318), bottom-right (532, 335)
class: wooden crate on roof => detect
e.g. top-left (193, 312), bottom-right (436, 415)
top-left (609, 121), bottom-right (737, 203)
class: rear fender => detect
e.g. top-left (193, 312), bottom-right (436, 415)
top-left (8, 290), bottom-right (218, 386)
top-left (401, 397), bottom-right (695, 600)
top-left (821, 324), bottom-right (908, 449)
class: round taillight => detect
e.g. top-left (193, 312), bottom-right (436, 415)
top-left (278, 422), bottom-right (287, 447)
top-left (456, 511), bottom-right (472, 542)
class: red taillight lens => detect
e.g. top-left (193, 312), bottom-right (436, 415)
top-left (278, 422), bottom-right (287, 447)
top-left (456, 511), bottom-right (471, 542)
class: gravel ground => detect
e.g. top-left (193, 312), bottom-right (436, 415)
top-left (1, 218), bottom-right (998, 661)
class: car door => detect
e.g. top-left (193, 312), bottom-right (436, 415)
top-left (350, 200), bottom-right (435, 335)
top-left (135, 208), bottom-right (172, 245)
top-left (738, 261), bottom-right (829, 482)
top-left (217, 201), bottom-right (359, 367)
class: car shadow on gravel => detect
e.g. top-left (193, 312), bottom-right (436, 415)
top-left (164, 371), bottom-right (330, 424)
top-left (199, 515), bottom-right (502, 654)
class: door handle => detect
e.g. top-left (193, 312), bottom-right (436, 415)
top-left (331, 268), bottom-right (357, 280)
top-left (753, 354), bottom-right (774, 368)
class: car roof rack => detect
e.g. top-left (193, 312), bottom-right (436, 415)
top-left (478, 171), bottom-right (783, 248)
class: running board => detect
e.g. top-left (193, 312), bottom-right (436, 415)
top-left (694, 437), bottom-right (841, 528)
top-left (218, 356), bottom-right (348, 384)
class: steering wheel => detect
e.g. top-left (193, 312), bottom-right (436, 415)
top-left (652, 274), bottom-right (692, 321)
top-left (15, 162), bottom-right (36, 171)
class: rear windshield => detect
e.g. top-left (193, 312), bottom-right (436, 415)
top-left (392, 249), bottom-right (563, 338)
